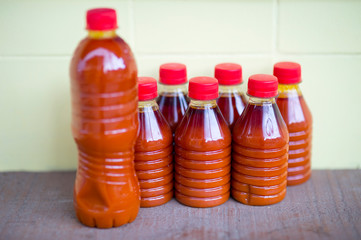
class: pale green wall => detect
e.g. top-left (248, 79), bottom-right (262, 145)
top-left (1, 0), bottom-right (361, 171)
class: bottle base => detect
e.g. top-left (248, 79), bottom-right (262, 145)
top-left (231, 188), bottom-right (286, 206)
top-left (74, 204), bottom-right (139, 228)
top-left (287, 169), bottom-right (311, 186)
top-left (175, 191), bottom-right (229, 208)
top-left (232, 179), bottom-right (286, 196)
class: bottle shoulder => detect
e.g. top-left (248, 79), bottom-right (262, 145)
top-left (175, 106), bottom-right (231, 151)
top-left (72, 36), bottom-right (131, 57)
top-left (70, 36), bottom-right (137, 94)
top-left (157, 92), bottom-right (189, 105)
top-left (157, 93), bottom-right (189, 132)
top-left (233, 103), bottom-right (289, 149)
top-left (136, 109), bottom-right (173, 151)
top-left (276, 95), bottom-right (313, 132)
top-left (217, 93), bottom-right (247, 115)
top-left (70, 36), bottom-right (136, 74)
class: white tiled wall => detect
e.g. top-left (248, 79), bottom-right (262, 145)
top-left (0, 0), bottom-right (360, 171)
top-left (0, 58), bottom-right (75, 170)
top-left (0, 0), bottom-right (132, 56)
top-left (278, 0), bottom-right (361, 53)
top-left (133, 0), bottom-right (273, 53)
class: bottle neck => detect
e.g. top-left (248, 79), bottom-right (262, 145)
top-left (88, 30), bottom-right (117, 39)
top-left (189, 99), bottom-right (217, 109)
top-left (277, 83), bottom-right (302, 98)
top-left (138, 99), bottom-right (159, 112)
top-left (219, 84), bottom-right (242, 93)
top-left (159, 83), bottom-right (188, 95)
top-left (248, 96), bottom-right (275, 105)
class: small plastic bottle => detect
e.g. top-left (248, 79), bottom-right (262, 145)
top-left (232, 74), bottom-right (289, 206)
top-left (157, 63), bottom-right (189, 133)
top-left (70, 8), bottom-right (139, 228)
top-left (175, 77), bottom-right (231, 208)
top-left (274, 62), bottom-right (312, 185)
top-left (135, 77), bottom-right (174, 207)
top-left (215, 63), bottom-right (247, 130)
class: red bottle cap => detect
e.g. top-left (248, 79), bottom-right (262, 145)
top-left (86, 8), bottom-right (118, 31)
top-left (138, 77), bottom-right (158, 101)
top-left (273, 62), bottom-right (301, 84)
top-left (159, 63), bottom-right (187, 85)
top-left (214, 63), bottom-right (243, 85)
top-left (188, 77), bottom-right (218, 100)
top-left (247, 74), bottom-right (278, 98)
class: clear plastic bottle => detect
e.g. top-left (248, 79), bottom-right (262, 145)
top-left (215, 63), bottom-right (247, 130)
top-left (157, 63), bottom-right (189, 133)
top-left (175, 77), bottom-right (231, 208)
top-left (232, 74), bottom-right (289, 206)
top-left (135, 77), bottom-right (174, 207)
top-left (70, 8), bottom-right (139, 228)
top-left (274, 62), bottom-right (312, 185)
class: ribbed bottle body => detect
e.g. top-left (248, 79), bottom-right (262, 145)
top-left (70, 35), bottom-right (139, 228)
top-left (135, 101), bottom-right (173, 207)
top-left (276, 84), bottom-right (312, 185)
top-left (175, 100), bottom-right (231, 208)
top-left (232, 98), bottom-right (289, 205)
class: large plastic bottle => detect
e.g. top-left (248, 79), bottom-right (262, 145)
top-left (215, 63), bottom-right (247, 130)
top-left (157, 63), bottom-right (189, 133)
top-left (70, 8), bottom-right (139, 228)
top-left (135, 77), bottom-right (173, 207)
top-left (232, 74), bottom-right (289, 206)
top-left (274, 62), bottom-right (312, 185)
top-left (175, 77), bottom-right (231, 208)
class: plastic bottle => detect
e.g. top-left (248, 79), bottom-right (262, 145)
top-left (135, 77), bottom-right (174, 207)
top-left (232, 74), bottom-right (289, 205)
top-left (274, 62), bottom-right (312, 185)
top-left (157, 63), bottom-right (189, 133)
top-left (174, 77), bottom-right (231, 208)
top-left (215, 63), bottom-right (247, 130)
top-left (70, 8), bottom-right (139, 228)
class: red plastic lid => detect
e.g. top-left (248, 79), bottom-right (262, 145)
top-left (214, 63), bottom-right (243, 85)
top-left (86, 8), bottom-right (118, 31)
top-left (138, 77), bottom-right (158, 101)
top-left (247, 74), bottom-right (278, 98)
top-left (188, 77), bottom-right (218, 100)
top-left (273, 62), bottom-right (301, 84)
top-left (159, 63), bottom-right (187, 85)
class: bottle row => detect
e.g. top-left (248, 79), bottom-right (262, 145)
top-left (136, 61), bottom-right (312, 208)
top-left (70, 8), bottom-right (312, 228)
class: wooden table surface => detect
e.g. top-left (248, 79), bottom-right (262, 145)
top-left (0, 170), bottom-right (360, 240)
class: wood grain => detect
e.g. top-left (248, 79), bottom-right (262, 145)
top-left (0, 170), bottom-right (360, 240)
